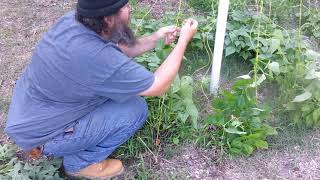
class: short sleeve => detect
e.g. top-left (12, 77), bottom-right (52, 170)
top-left (93, 59), bottom-right (155, 102)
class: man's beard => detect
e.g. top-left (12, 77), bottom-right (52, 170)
top-left (108, 21), bottom-right (136, 47)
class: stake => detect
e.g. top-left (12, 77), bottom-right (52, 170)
top-left (210, 0), bottom-right (230, 95)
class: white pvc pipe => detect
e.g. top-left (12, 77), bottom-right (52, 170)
top-left (210, 0), bottom-right (230, 95)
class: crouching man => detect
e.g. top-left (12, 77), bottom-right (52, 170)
top-left (5, 0), bottom-right (198, 179)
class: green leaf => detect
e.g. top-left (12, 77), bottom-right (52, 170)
top-left (269, 38), bottom-right (281, 53)
top-left (259, 38), bottom-right (269, 46)
top-left (155, 46), bottom-right (171, 60)
top-left (268, 62), bottom-right (280, 74)
top-left (245, 133), bottom-right (263, 140)
top-left (225, 127), bottom-right (247, 135)
top-left (262, 124), bottom-right (277, 136)
top-left (156, 50), bottom-right (165, 60)
top-left (233, 79), bottom-right (253, 88)
top-left (148, 62), bottom-right (159, 67)
top-left (292, 91), bottom-right (312, 102)
top-left (231, 120), bottom-right (243, 128)
top-left (241, 144), bottom-right (254, 155)
top-left (305, 69), bottom-right (320, 80)
top-left (236, 95), bottom-right (246, 107)
top-left (173, 137), bottom-right (180, 145)
top-left (229, 148), bottom-right (242, 155)
top-left (286, 102), bottom-right (297, 111)
top-left (204, 114), bottom-right (225, 126)
top-left (177, 112), bottom-right (189, 124)
top-left (184, 99), bottom-right (199, 128)
top-left (301, 104), bottom-right (314, 112)
top-left (273, 29), bottom-right (284, 41)
top-left (255, 140), bottom-right (268, 149)
top-left (155, 38), bottom-right (165, 51)
top-left (306, 114), bottom-right (314, 127)
top-left (240, 51), bottom-right (251, 60)
top-left (231, 138), bottom-right (243, 147)
top-left (237, 75), bottom-right (251, 79)
top-left (225, 46), bottom-right (236, 57)
top-left (225, 37), bottom-right (231, 46)
top-left (179, 76), bottom-right (194, 98)
top-left (249, 117), bottom-right (262, 128)
top-left (171, 75), bottom-right (181, 93)
top-left (250, 74), bottom-right (266, 87)
top-left (251, 108), bottom-right (265, 115)
top-left (313, 109), bottom-right (320, 121)
top-left (193, 33), bottom-right (201, 40)
top-left (306, 49), bottom-right (320, 60)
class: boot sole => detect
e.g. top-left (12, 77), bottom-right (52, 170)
top-left (66, 167), bottom-right (124, 180)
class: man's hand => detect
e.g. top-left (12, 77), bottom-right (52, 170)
top-left (178, 19), bottom-right (198, 45)
top-left (119, 26), bottom-right (179, 57)
top-left (139, 19), bottom-right (198, 97)
top-left (155, 26), bottom-right (180, 45)
top-left (119, 20), bottom-right (196, 58)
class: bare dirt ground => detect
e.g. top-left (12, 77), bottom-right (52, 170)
top-left (1, 0), bottom-right (320, 179)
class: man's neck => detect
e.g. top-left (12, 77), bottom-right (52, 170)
top-left (100, 31), bottom-right (110, 40)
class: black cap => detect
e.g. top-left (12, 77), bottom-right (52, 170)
top-left (77, 0), bottom-right (129, 17)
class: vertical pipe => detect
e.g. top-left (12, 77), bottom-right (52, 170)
top-left (210, 0), bottom-right (230, 94)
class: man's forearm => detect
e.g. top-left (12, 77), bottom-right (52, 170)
top-left (119, 33), bottom-right (159, 58)
top-left (139, 40), bottom-right (188, 96)
top-left (154, 40), bottom-right (188, 92)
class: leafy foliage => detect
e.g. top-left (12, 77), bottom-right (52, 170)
top-left (121, 0), bottom-right (320, 159)
top-left (225, 10), bottom-right (308, 69)
top-left (187, 0), bottom-right (255, 12)
top-left (302, 8), bottom-right (320, 42)
top-left (187, 0), bottom-right (216, 12)
top-left (282, 63), bottom-right (320, 128)
top-left (117, 13), bottom-right (201, 157)
top-left (116, 73), bottom-right (199, 157)
top-left (0, 144), bottom-right (63, 180)
top-left (138, 32), bottom-right (200, 129)
top-left (224, 9), bottom-right (320, 128)
top-left (202, 77), bottom-right (277, 156)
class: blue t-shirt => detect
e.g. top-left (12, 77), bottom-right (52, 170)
top-left (5, 11), bottom-right (154, 151)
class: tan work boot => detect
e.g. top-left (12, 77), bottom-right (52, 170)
top-left (66, 159), bottom-right (124, 179)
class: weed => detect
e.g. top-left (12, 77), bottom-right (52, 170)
top-left (134, 155), bottom-right (152, 180)
top-left (0, 98), bottom-right (10, 114)
top-left (0, 144), bottom-right (63, 179)
top-left (201, 76), bottom-right (277, 156)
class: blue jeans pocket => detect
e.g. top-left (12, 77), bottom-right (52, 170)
top-left (43, 126), bottom-right (84, 157)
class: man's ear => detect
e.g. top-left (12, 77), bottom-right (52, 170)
top-left (103, 16), bottom-right (115, 29)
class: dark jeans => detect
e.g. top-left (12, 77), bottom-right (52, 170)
top-left (43, 96), bottom-right (148, 172)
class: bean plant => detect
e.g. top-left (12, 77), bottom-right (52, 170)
top-left (201, 76), bottom-right (277, 156)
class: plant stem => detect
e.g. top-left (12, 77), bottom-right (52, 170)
top-left (176, 0), bottom-right (183, 26)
